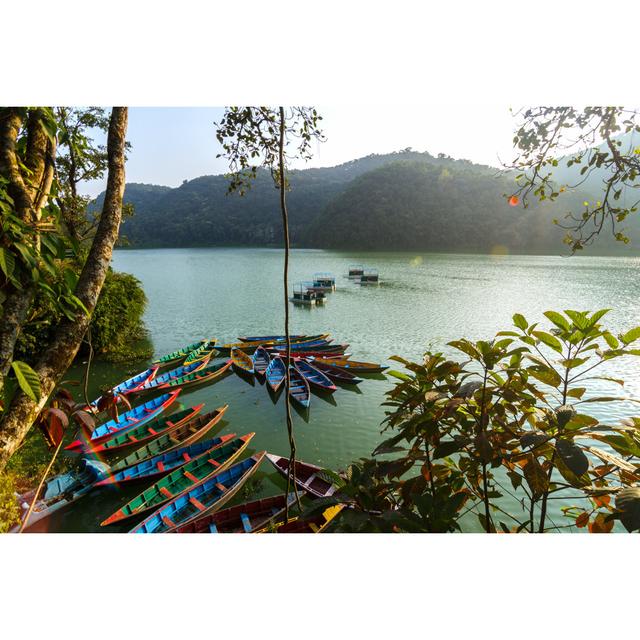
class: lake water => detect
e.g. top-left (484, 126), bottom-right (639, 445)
top-left (40, 248), bottom-right (640, 532)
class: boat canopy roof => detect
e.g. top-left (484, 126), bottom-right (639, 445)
top-left (362, 268), bottom-right (379, 276)
top-left (313, 272), bottom-right (335, 280)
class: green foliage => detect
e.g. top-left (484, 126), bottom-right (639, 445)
top-left (0, 473), bottom-right (20, 533)
top-left (330, 309), bottom-right (640, 533)
top-left (10, 361), bottom-right (41, 401)
top-left (95, 151), bottom-right (631, 253)
top-left (14, 269), bottom-right (149, 364)
top-left (510, 106), bottom-right (640, 250)
top-left (90, 270), bottom-right (149, 360)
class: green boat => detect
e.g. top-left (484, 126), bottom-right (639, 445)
top-left (109, 407), bottom-right (229, 473)
top-left (152, 340), bottom-right (208, 368)
top-left (158, 359), bottom-right (233, 391)
top-left (82, 405), bottom-right (207, 456)
top-left (101, 433), bottom-right (255, 526)
top-left (183, 339), bottom-right (218, 366)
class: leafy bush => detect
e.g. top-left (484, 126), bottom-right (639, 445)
top-left (90, 270), bottom-right (149, 360)
top-left (319, 309), bottom-right (640, 533)
top-left (0, 474), bottom-right (20, 533)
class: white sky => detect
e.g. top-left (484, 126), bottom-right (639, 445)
top-left (82, 105), bottom-right (519, 197)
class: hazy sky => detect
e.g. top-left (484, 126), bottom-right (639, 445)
top-left (82, 106), bottom-right (519, 197)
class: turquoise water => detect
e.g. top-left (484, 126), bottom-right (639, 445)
top-left (37, 248), bottom-right (640, 532)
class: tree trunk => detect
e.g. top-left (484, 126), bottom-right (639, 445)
top-left (0, 107), bottom-right (128, 473)
top-left (0, 108), bottom-right (54, 382)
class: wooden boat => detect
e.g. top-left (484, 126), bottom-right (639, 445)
top-left (252, 345), bottom-right (271, 378)
top-left (107, 407), bottom-right (221, 471)
top-left (65, 391), bottom-right (182, 451)
top-left (258, 504), bottom-right (344, 533)
top-left (81, 405), bottom-right (208, 456)
top-left (311, 357), bottom-right (388, 374)
top-left (270, 345), bottom-right (348, 357)
top-left (355, 268), bottom-right (380, 285)
top-left (294, 359), bottom-right (337, 393)
top-left (266, 453), bottom-right (339, 498)
top-left (231, 347), bottom-right (254, 375)
top-left (152, 340), bottom-right (209, 367)
top-left (158, 359), bottom-right (232, 391)
top-left (183, 339), bottom-right (218, 365)
top-left (129, 451), bottom-right (266, 533)
top-left (310, 359), bottom-right (363, 385)
top-left (310, 272), bottom-right (336, 292)
top-left (216, 334), bottom-right (329, 355)
top-left (101, 434), bottom-right (256, 527)
top-left (288, 366), bottom-right (310, 408)
top-left (172, 492), bottom-right (297, 533)
top-left (129, 360), bottom-right (209, 395)
top-left (13, 459), bottom-right (111, 531)
top-left (268, 338), bottom-right (333, 351)
top-left (266, 356), bottom-right (286, 393)
top-left (95, 434), bottom-right (236, 487)
top-left (87, 366), bottom-right (159, 409)
top-left (238, 334), bottom-right (307, 343)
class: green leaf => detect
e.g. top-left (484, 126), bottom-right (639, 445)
top-left (0, 247), bottom-right (15, 278)
top-left (555, 439), bottom-right (589, 476)
top-left (564, 310), bottom-right (588, 330)
top-left (532, 330), bottom-right (563, 353)
top-left (602, 332), bottom-right (619, 349)
top-left (11, 361), bottom-right (41, 401)
top-left (620, 326), bottom-right (640, 345)
top-left (543, 310), bottom-right (570, 331)
top-left (527, 365), bottom-right (562, 387)
top-left (566, 387), bottom-right (586, 399)
top-left (447, 340), bottom-right (481, 360)
top-left (615, 487), bottom-right (640, 532)
top-left (513, 313), bottom-right (528, 331)
top-left (433, 440), bottom-right (461, 459)
top-left (387, 369), bottom-right (411, 381)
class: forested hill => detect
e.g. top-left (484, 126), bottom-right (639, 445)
top-left (91, 150), bottom-right (638, 254)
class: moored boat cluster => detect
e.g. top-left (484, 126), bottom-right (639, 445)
top-left (13, 333), bottom-right (386, 533)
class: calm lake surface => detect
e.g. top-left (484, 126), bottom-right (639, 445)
top-left (44, 248), bottom-right (640, 532)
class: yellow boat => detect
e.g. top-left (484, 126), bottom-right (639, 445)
top-left (257, 504), bottom-right (344, 533)
top-left (312, 357), bottom-right (387, 374)
top-left (231, 347), bottom-right (254, 374)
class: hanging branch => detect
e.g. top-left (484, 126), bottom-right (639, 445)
top-left (215, 107), bottom-right (325, 521)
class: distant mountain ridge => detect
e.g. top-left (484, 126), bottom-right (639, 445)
top-left (90, 150), bottom-right (639, 255)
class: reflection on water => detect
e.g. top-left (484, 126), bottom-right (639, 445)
top-left (39, 248), bottom-right (640, 532)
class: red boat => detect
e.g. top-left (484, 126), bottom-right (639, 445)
top-left (172, 493), bottom-right (298, 533)
top-left (266, 453), bottom-right (339, 498)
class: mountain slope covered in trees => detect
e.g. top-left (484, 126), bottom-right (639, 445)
top-left (91, 150), bottom-right (639, 254)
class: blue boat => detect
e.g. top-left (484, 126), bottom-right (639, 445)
top-left (94, 434), bottom-right (236, 487)
top-left (238, 334), bottom-right (307, 343)
top-left (88, 366), bottom-right (159, 409)
top-left (294, 359), bottom-right (337, 393)
top-left (65, 391), bottom-right (181, 451)
top-left (252, 346), bottom-right (271, 378)
top-left (266, 356), bottom-right (286, 393)
top-left (131, 360), bottom-right (209, 395)
top-left (288, 365), bottom-right (311, 408)
top-left (130, 452), bottom-right (266, 533)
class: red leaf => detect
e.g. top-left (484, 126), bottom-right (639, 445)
top-left (72, 409), bottom-right (95, 434)
top-left (508, 195), bottom-right (519, 207)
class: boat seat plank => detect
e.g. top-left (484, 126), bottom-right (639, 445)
top-left (215, 482), bottom-right (226, 492)
top-left (184, 470), bottom-right (199, 483)
top-left (207, 458), bottom-right (221, 467)
top-left (159, 487), bottom-right (173, 498)
top-left (156, 461), bottom-right (165, 472)
top-left (189, 497), bottom-right (206, 511)
top-left (182, 452), bottom-right (191, 462)
top-left (208, 522), bottom-right (218, 533)
top-left (240, 513), bottom-right (252, 533)
top-left (162, 515), bottom-right (175, 528)
top-left (148, 428), bottom-right (157, 435)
